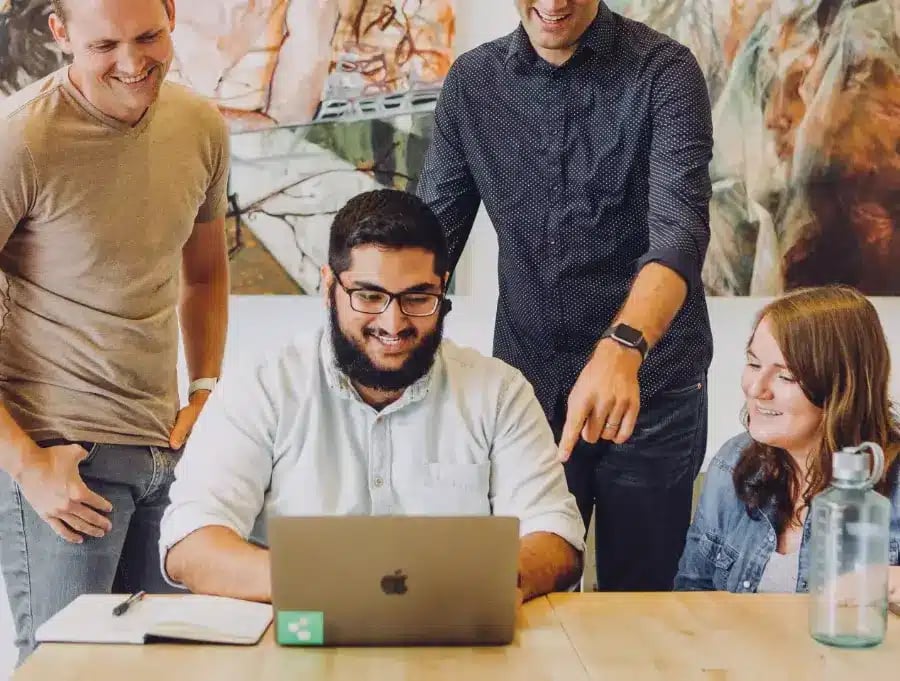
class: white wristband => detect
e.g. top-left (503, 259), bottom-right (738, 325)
top-left (188, 377), bottom-right (218, 397)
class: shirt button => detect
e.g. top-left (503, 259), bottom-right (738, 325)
top-left (742, 581), bottom-right (751, 590)
top-left (373, 476), bottom-right (384, 488)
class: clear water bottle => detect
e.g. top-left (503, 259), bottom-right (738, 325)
top-left (808, 442), bottom-right (890, 648)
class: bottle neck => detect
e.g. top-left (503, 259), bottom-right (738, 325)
top-left (830, 478), bottom-right (870, 491)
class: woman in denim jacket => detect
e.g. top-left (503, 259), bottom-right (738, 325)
top-left (675, 286), bottom-right (900, 596)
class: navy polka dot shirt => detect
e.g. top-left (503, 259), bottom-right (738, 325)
top-left (418, 3), bottom-right (714, 424)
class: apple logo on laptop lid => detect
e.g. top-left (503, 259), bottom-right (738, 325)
top-left (380, 569), bottom-right (408, 595)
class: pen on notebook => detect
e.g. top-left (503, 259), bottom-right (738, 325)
top-left (112, 591), bottom-right (146, 617)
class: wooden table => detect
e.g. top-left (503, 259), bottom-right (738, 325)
top-left (13, 597), bottom-right (585, 681)
top-left (15, 593), bottom-right (899, 680)
top-left (548, 592), bottom-right (900, 681)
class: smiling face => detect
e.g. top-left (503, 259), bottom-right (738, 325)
top-left (49, 0), bottom-right (176, 125)
top-left (513, 0), bottom-right (600, 66)
top-left (741, 316), bottom-right (823, 460)
top-left (323, 245), bottom-right (447, 403)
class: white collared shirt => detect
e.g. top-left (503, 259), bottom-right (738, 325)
top-left (159, 329), bottom-right (585, 582)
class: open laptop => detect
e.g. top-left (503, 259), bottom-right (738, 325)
top-left (269, 515), bottom-right (520, 646)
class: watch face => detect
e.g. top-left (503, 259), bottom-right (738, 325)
top-left (614, 324), bottom-right (643, 346)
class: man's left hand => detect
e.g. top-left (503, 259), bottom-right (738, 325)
top-left (169, 390), bottom-right (211, 450)
top-left (557, 339), bottom-right (642, 462)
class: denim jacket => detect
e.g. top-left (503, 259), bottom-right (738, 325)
top-left (675, 432), bottom-right (900, 592)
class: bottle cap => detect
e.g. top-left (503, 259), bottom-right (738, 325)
top-left (833, 448), bottom-right (869, 483)
top-left (832, 442), bottom-right (885, 488)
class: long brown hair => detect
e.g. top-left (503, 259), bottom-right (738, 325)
top-left (734, 286), bottom-right (900, 533)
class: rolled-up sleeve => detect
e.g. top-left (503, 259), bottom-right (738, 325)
top-left (489, 370), bottom-right (586, 553)
top-left (636, 45), bottom-right (713, 292)
top-left (159, 362), bottom-right (277, 586)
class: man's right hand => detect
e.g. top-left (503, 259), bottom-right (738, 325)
top-left (15, 444), bottom-right (113, 543)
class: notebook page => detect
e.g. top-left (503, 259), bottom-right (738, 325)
top-left (35, 595), bottom-right (150, 644)
top-left (36, 595), bottom-right (273, 645)
top-left (145, 595), bottom-right (273, 644)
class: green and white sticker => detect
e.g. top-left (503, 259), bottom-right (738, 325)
top-left (276, 610), bottom-right (324, 646)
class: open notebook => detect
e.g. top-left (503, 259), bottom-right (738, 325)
top-left (35, 594), bottom-right (273, 645)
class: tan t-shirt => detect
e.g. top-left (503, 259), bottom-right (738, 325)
top-left (0, 67), bottom-right (229, 447)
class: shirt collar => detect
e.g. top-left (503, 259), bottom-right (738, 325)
top-left (60, 66), bottom-right (159, 136)
top-left (505, 2), bottom-right (616, 66)
top-left (319, 328), bottom-right (436, 410)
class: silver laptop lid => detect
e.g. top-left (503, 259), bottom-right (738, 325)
top-left (270, 515), bottom-right (520, 646)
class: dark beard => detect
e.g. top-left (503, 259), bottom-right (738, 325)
top-left (328, 287), bottom-right (444, 393)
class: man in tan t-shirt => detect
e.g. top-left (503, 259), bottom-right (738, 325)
top-left (0, 0), bottom-right (229, 661)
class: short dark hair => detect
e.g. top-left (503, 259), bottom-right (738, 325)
top-left (328, 190), bottom-right (450, 277)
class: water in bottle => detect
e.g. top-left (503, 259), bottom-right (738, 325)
top-left (808, 442), bottom-right (891, 648)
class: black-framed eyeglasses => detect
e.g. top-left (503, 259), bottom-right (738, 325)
top-left (334, 276), bottom-right (445, 317)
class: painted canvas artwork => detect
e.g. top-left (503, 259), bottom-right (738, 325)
top-left (228, 113), bottom-right (435, 294)
top-left (0, 1), bottom-right (66, 95)
top-left (8, 1), bottom-right (894, 296)
top-left (0, 0), bottom-right (454, 294)
top-left (168, 0), bottom-right (453, 131)
top-left (609, 0), bottom-right (900, 296)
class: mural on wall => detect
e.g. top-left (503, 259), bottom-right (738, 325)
top-left (0, 0), bottom-right (454, 294)
top-left (0, 0), bottom-right (66, 95)
top-left (609, 0), bottom-right (900, 296)
top-left (169, 0), bottom-right (454, 131)
top-left (11, 1), bottom-right (894, 296)
top-left (227, 113), bottom-right (435, 294)
top-left (198, 0), bottom-right (453, 293)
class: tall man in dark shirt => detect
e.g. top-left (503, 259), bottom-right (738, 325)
top-left (418, 1), bottom-right (713, 591)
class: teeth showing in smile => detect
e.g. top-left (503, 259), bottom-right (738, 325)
top-left (535, 8), bottom-right (569, 23)
top-left (374, 335), bottom-right (402, 346)
top-left (757, 408), bottom-right (782, 416)
top-left (116, 70), bottom-right (151, 84)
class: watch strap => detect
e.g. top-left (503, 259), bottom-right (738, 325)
top-left (188, 377), bottom-right (218, 396)
top-left (602, 324), bottom-right (648, 360)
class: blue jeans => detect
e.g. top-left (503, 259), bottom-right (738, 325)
top-left (0, 442), bottom-right (183, 663)
top-left (557, 377), bottom-right (708, 591)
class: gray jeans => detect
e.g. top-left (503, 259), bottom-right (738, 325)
top-left (0, 442), bottom-right (183, 663)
